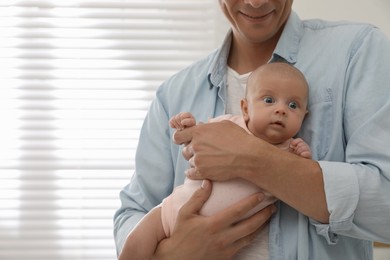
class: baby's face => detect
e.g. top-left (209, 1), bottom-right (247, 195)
top-left (242, 70), bottom-right (308, 144)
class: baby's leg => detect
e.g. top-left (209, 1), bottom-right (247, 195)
top-left (119, 207), bottom-right (166, 260)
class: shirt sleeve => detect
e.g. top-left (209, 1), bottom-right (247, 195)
top-left (113, 86), bottom-right (175, 255)
top-left (312, 27), bottom-right (390, 244)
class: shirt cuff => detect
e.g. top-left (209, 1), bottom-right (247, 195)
top-left (312, 161), bottom-right (360, 242)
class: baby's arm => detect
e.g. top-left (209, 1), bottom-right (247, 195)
top-left (119, 207), bottom-right (166, 260)
top-left (169, 112), bottom-right (196, 130)
top-left (289, 138), bottom-right (312, 159)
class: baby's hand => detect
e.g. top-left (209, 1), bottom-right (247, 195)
top-left (169, 112), bottom-right (196, 130)
top-left (290, 138), bottom-right (312, 159)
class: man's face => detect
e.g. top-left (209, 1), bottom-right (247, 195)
top-left (219, 0), bottom-right (293, 44)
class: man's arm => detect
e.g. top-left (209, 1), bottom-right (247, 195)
top-left (174, 121), bottom-right (329, 223)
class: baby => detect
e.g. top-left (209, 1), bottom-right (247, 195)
top-left (119, 62), bottom-right (312, 260)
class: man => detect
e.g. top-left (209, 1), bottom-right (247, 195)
top-left (115, 0), bottom-right (390, 259)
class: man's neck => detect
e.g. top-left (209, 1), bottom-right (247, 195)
top-left (227, 30), bottom-right (282, 75)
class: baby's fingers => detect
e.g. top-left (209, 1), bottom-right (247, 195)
top-left (181, 117), bottom-right (196, 128)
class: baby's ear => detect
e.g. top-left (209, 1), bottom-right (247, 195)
top-left (241, 99), bottom-right (250, 121)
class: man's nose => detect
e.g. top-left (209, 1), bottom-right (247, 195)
top-left (244, 0), bottom-right (269, 8)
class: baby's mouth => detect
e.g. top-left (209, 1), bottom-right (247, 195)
top-left (271, 120), bottom-right (285, 128)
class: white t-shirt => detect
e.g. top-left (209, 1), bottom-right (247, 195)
top-left (226, 67), bottom-right (250, 115)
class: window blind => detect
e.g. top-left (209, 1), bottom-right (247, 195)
top-left (0, 1), bottom-right (227, 259)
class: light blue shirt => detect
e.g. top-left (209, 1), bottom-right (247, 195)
top-left (114, 11), bottom-right (390, 259)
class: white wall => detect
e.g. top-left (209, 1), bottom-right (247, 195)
top-left (293, 0), bottom-right (390, 37)
top-left (214, 0), bottom-right (390, 43)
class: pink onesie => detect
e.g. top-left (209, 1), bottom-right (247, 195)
top-left (161, 115), bottom-right (291, 234)
top-left (161, 115), bottom-right (292, 259)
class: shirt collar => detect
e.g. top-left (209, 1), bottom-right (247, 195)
top-left (208, 32), bottom-right (232, 89)
top-left (272, 11), bottom-right (303, 64)
top-left (207, 11), bottom-right (303, 88)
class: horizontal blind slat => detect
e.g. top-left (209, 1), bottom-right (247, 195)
top-left (0, 1), bottom-right (224, 259)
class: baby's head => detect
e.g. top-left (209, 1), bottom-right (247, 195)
top-left (241, 62), bottom-right (309, 144)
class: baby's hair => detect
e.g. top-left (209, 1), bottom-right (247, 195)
top-left (245, 62), bottom-right (309, 98)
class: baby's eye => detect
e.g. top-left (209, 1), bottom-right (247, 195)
top-left (289, 101), bottom-right (298, 109)
top-left (263, 97), bottom-right (274, 103)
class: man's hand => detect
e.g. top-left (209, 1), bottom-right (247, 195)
top-left (154, 180), bottom-right (275, 260)
top-left (172, 120), bottom-right (329, 224)
top-left (173, 120), bottom-right (262, 182)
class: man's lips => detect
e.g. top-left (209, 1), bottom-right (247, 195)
top-left (240, 10), bottom-right (273, 20)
